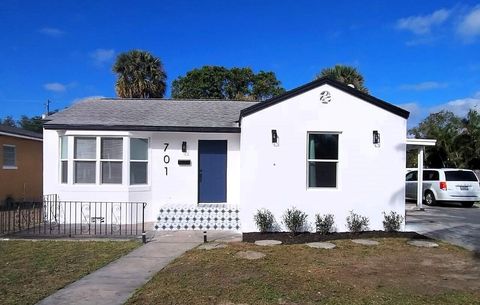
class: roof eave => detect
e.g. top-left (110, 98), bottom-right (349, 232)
top-left (43, 124), bottom-right (241, 133)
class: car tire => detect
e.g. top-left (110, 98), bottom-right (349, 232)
top-left (461, 202), bottom-right (474, 208)
top-left (424, 191), bottom-right (436, 206)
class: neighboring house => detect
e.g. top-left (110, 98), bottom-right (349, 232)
top-left (43, 77), bottom-right (409, 232)
top-left (0, 125), bottom-right (43, 205)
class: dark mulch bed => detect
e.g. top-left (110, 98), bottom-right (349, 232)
top-left (243, 231), bottom-right (429, 244)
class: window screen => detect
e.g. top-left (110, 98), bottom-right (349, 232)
top-left (3, 145), bottom-right (16, 167)
top-left (74, 138), bottom-right (96, 159)
top-left (101, 138), bottom-right (123, 184)
top-left (130, 138), bottom-right (148, 185)
top-left (74, 161), bottom-right (96, 183)
top-left (60, 136), bottom-right (68, 183)
top-left (308, 133), bottom-right (339, 187)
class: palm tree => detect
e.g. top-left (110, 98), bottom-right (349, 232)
top-left (113, 50), bottom-right (167, 98)
top-left (317, 65), bottom-right (369, 94)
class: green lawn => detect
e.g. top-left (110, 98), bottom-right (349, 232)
top-left (127, 238), bottom-right (480, 305)
top-left (0, 239), bottom-right (140, 305)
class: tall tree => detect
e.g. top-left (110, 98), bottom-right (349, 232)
top-left (113, 50), bottom-right (167, 98)
top-left (253, 71), bottom-right (286, 101)
top-left (409, 111), bottom-right (464, 168)
top-left (317, 65), bottom-right (369, 93)
top-left (1, 116), bottom-right (16, 127)
top-left (171, 66), bottom-right (285, 101)
top-left (19, 115), bottom-right (44, 133)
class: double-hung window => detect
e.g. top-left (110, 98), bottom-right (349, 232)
top-left (60, 136), bottom-right (68, 183)
top-left (307, 133), bottom-right (339, 188)
top-left (101, 138), bottom-right (123, 184)
top-left (130, 138), bottom-right (148, 185)
top-left (2, 145), bottom-right (16, 169)
top-left (74, 137), bottom-right (96, 184)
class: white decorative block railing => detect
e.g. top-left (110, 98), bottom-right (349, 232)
top-left (154, 204), bottom-right (240, 230)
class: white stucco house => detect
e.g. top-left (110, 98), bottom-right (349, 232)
top-left (43, 77), bottom-right (410, 232)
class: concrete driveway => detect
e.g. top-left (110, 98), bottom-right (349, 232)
top-left (406, 202), bottom-right (480, 252)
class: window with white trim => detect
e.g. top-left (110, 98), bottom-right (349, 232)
top-left (307, 133), bottom-right (338, 188)
top-left (74, 137), bottom-right (96, 184)
top-left (101, 138), bottom-right (123, 184)
top-left (60, 136), bottom-right (68, 183)
top-left (130, 138), bottom-right (148, 185)
top-left (2, 145), bottom-right (16, 169)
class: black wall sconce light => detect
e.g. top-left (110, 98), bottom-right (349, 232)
top-left (373, 130), bottom-right (380, 145)
top-left (182, 141), bottom-right (187, 152)
top-left (271, 129), bottom-right (278, 144)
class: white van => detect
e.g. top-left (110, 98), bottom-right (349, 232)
top-left (405, 169), bottom-right (480, 207)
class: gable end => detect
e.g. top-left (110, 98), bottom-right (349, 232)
top-left (240, 77), bottom-right (410, 119)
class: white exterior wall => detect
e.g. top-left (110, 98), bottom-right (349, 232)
top-left (239, 84), bottom-right (407, 232)
top-left (43, 129), bottom-right (240, 225)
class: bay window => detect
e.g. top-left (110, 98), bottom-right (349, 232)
top-left (64, 135), bottom-right (148, 185)
top-left (308, 133), bottom-right (339, 188)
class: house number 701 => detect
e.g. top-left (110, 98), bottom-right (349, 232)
top-left (164, 143), bottom-right (170, 175)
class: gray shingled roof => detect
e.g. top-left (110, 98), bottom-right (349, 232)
top-left (0, 125), bottom-right (43, 139)
top-left (45, 98), bottom-right (258, 131)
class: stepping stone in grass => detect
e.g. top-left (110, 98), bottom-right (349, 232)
top-left (351, 239), bottom-right (379, 246)
top-left (197, 242), bottom-right (227, 250)
top-left (407, 240), bottom-right (439, 248)
top-left (254, 239), bottom-right (282, 246)
top-left (236, 250), bottom-right (266, 260)
top-left (306, 242), bottom-right (336, 249)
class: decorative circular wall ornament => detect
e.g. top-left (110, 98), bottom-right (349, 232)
top-left (320, 90), bottom-right (331, 104)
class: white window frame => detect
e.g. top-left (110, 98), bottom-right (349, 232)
top-left (73, 137), bottom-right (98, 184)
top-left (129, 138), bottom-right (149, 185)
top-left (2, 144), bottom-right (17, 169)
top-left (306, 132), bottom-right (340, 189)
top-left (61, 135), bottom-right (150, 186)
top-left (100, 137), bottom-right (123, 184)
top-left (60, 136), bottom-right (68, 183)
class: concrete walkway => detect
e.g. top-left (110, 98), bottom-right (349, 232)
top-left (36, 230), bottom-right (240, 305)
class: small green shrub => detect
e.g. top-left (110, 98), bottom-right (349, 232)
top-left (315, 213), bottom-right (335, 234)
top-left (382, 211), bottom-right (404, 232)
top-left (346, 211), bottom-right (369, 233)
top-left (282, 207), bottom-right (308, 233)
top-left (253, 209), bottom-right (276, 232)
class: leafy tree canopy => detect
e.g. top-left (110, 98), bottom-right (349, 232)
top-left (18, 115), bottom-right (44, 133)
top-left (0, 116), bottom-right (17, 127)
top-left (408, 109), bottom-right (480, 169)
top-left (171, 66), bottom-right (285, 101)
top-left (113, 50), bottom-right (167, 98)
top-left (316, 64), bottom-right (369, 94)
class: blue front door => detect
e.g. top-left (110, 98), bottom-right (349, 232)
top-left (198, 140), bottom-right (227, 203)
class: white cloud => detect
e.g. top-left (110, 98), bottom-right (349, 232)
top-left (430, 92), bottom-right (480, 116)
top-left (71, 96), bottom-right (105, 105)
top-left (397, 92), bottom-right (480, 128)
top-left (90, 49), bottom-right (115, 66)
top-left (400, 81), bottom-right (448, 91)
top-left (397, 102), bottom-right (423, 127)
top-left (457, 6), bottom-right (480, 42)
top-left (38, 27), bottom-right (65, 37)
top-left (44, 82), bottom-right (67, 92)
top-left (396, 9), bottom-right (450, 35)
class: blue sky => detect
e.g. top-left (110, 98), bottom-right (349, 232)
top-left (1, 0), bottom-right (480, 127)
